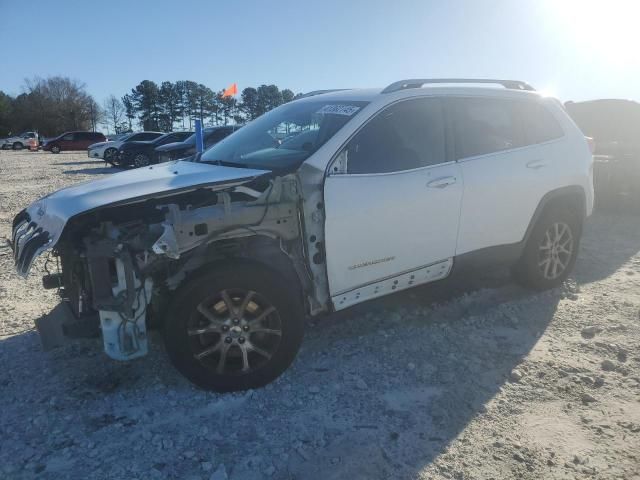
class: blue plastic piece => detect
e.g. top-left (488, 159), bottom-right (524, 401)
top-left (195, 119), bottom-right (204, 153)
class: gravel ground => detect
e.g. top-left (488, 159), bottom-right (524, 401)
top-left (0, 150), bottom-right (639, 480)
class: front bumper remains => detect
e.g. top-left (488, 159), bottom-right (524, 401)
top-left (11, 210), bottom-right (52, 276)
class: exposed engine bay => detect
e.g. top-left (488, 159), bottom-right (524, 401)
top-left (13, 163), bottom-right (326, 361)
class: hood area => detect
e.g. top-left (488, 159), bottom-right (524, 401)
top-left (12, 161), bottom-right (270, 275)
top-left (88, 141), bottom-right (114, 149)
top-left (120, 140), bottom-right (154, 150)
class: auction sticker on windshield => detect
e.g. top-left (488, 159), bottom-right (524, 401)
top-left (316, 104), bottom-right (361, 116)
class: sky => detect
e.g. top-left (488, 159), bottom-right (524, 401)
top-left (0, 0), bottom-right (639, 104)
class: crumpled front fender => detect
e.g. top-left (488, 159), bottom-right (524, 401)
top-left (11, 161), bottom-right (270, 276)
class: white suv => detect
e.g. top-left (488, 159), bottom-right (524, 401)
top-left (12, 79), bottom-right (593, 392)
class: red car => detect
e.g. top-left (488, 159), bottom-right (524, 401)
top-left (43, 131), bottom-right (106, 154)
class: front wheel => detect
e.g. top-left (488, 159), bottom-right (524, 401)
top-left (50, 145), bottom-right (61, 154)
top-left (13, 142), bottom-right (23, 150)
top-left (104, 148), bottom-right (118, 164)
top-left (163, 264), bottom-right (304, 392)
top-left (513, 206), bottom-right (581, 290)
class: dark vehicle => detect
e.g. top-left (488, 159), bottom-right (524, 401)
top-left (155, 126), bottom-right (241, 163)
top-left (43, 131), bottom-right (107, 153)
top-left (565, 99), bottom-right (640, 207)
top-left (89, 131), bottom-right (164, 163)
top-left (117, 131), bottom-right (193, 167)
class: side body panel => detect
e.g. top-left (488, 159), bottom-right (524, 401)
top-left (324, 164), bottom-right (462, 296)
top-left (455, 140), bottom-right (567, 255)
top-left (454, 97), bottom-right (593, 255)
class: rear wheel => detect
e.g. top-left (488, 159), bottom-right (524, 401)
top-left (163, 264), bottom-right (304, 392)
top-left (513, 206), bottom-right (581, 290)
top-left (12, 142), bottom-right (23, 150)
top-left (133, 153), bottom-right (150, 167)
top-left (51, 145), bottom-right (61, 154)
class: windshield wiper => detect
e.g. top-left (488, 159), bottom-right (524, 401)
top-left (201, 159), bottom-right (249, 169)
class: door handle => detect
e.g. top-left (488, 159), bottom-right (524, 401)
top-left (427, 176), bottom-right (457, 189)
top-left (526, 160), bottom-right (548, 170)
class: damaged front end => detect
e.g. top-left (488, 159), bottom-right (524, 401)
top-left (11, 161), bottom-right (312, 361)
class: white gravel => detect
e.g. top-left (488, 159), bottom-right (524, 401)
top-left (1, 150), bottom-right (639, 479)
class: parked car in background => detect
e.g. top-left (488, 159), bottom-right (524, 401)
top-left (1, 131), bottom-right (37, 150)
top-left (155, 126), bottom-right (241, 163)
top-left (565, 99), bottom-right (640, 207)
top-left (12, 79), bottom-right (594, 391)
top-left (42, 131), bottom-right (107, 153)
top-left (26, 138), bottom-right (39, 151)
top-left (88, 131), bottom-right (163, 163)
top-left (116, 131), bottom-right (193, 167)
top-left (106, 133), bottom-right (131, 141)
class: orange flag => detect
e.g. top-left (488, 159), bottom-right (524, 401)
top-left (222, 83), bottom-right (238, 97)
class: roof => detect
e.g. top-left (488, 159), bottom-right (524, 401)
top-left (294, 85), bottom-right (542, 105)
top-left (295, 78), bottom-right (540, 104)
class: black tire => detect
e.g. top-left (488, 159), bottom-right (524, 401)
top-left (163, 263), bottom-right (304, 392)
top-left (513, 205), bottom-right (582, 290)
top-left (13, 142), bottom-right (23, 150)
top-left (51, 145), bottom-right (61, 154)
top-left (104, 148), bottom-right (118, 164)
top-left (133, 153), bottom-right (150, 168)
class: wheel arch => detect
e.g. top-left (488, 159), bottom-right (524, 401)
top-left (155, 235), bottom-right (308, 325)
top-left (523, 185), bottom-right (586, 246)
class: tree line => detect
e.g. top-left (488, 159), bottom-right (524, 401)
top-left (0, 77), bottom-right (101, 137)
top-left (114, 80), bottom-right (297, 133)
top-left (0, 76), bottom-right (300, 137)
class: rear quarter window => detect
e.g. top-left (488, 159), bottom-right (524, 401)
top-left (518, 101), bottom-right (564, 145)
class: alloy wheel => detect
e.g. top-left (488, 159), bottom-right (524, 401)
top-left (134, 154), bottom-right (149, 167)
top-left (188, 289), bottom-right (283, 375)
top-left (537, 221), bottom-right (574, 280)
top-left (104, 149), bottom-right (116, 162)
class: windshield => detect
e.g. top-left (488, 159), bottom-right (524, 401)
top-left (199, 100), bottom-right (368, 170)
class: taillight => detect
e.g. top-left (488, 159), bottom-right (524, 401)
top-left (586, 136), bottom-right (596, 155)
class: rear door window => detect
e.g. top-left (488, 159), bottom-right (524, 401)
top-left (173, 132), bottom-right (192, 142)
top-left (518, 101), bottom-right (564, 145)
top-left (451, 97), bottom-right (520, 160)
top-left (134, 132), bottom-right (161, 141)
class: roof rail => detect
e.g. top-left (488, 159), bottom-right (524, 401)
top-left (295, 89), bottom-right (351, 100)
top-left (381, 78), bottom-right (535, 94)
